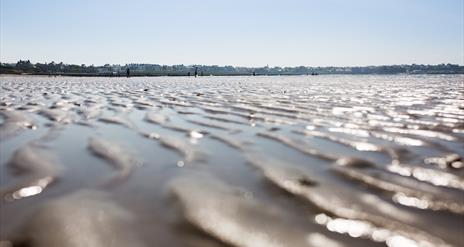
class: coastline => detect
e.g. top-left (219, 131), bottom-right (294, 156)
top-left (1, 72), bottom-right (463, 77)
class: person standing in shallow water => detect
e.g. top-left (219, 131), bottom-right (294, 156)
top-left (194, 67), bottom-right (198, 78)
top-left (126, 68), bottom-right (130, 77)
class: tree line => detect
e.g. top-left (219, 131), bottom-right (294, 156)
top-left (1, 60), bottom-right (463, 76)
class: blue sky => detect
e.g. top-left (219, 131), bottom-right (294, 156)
top-left (1, 0), bottom-right (463, 66)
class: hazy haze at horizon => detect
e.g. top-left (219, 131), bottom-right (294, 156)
top-left (1, 0), bottom-right (463, 66)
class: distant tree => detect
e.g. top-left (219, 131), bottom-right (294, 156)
top-left (15, 60), bottom-right (34, 72)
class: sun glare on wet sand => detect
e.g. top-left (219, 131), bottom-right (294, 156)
top-left (0, 74), bottom-right (463, 247)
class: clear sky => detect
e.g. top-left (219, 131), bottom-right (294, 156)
top-left (1, 0), bottom-right (463, 66)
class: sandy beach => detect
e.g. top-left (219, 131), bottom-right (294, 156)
top-left (1, 74), bottom-right (463, 247)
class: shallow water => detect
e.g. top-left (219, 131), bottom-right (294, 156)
top-left (0, 74), bottom-right (463, 247)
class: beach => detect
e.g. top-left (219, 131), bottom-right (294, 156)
top-left (1, 74), bottom-right (463, 247)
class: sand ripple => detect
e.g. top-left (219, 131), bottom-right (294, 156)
top-left (1, 75), bottom-right (463, 246)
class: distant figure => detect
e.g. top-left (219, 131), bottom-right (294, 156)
top-left (253, 71), bottom-right (256, 76)
top-left (126, 68), bottom-right (130, 77)
top-left (188, 72), bottom-right (191, 77)
top-left (194, 67), bottom-right (198, 77)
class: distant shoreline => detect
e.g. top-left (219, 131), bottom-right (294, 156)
top-left (1, 71), bottom-right (464, 77)
top-left (2, 61), bottom-right (463, 76)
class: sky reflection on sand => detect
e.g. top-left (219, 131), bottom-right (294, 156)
top-left (0, 75), bottom-right (463, 247)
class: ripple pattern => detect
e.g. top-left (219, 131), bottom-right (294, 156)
top-left (0, 75), bottom-right (463, 247)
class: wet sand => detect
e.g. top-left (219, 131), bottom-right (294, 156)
top-left (0, 74), bottom-right (463, 247)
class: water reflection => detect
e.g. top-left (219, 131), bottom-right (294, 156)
top-left (0, 75), bottom-right (463, 247)
top-left (10, 176), bottom-right (53, 200)
top-left (314, 213), bottom-right (437, 247)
